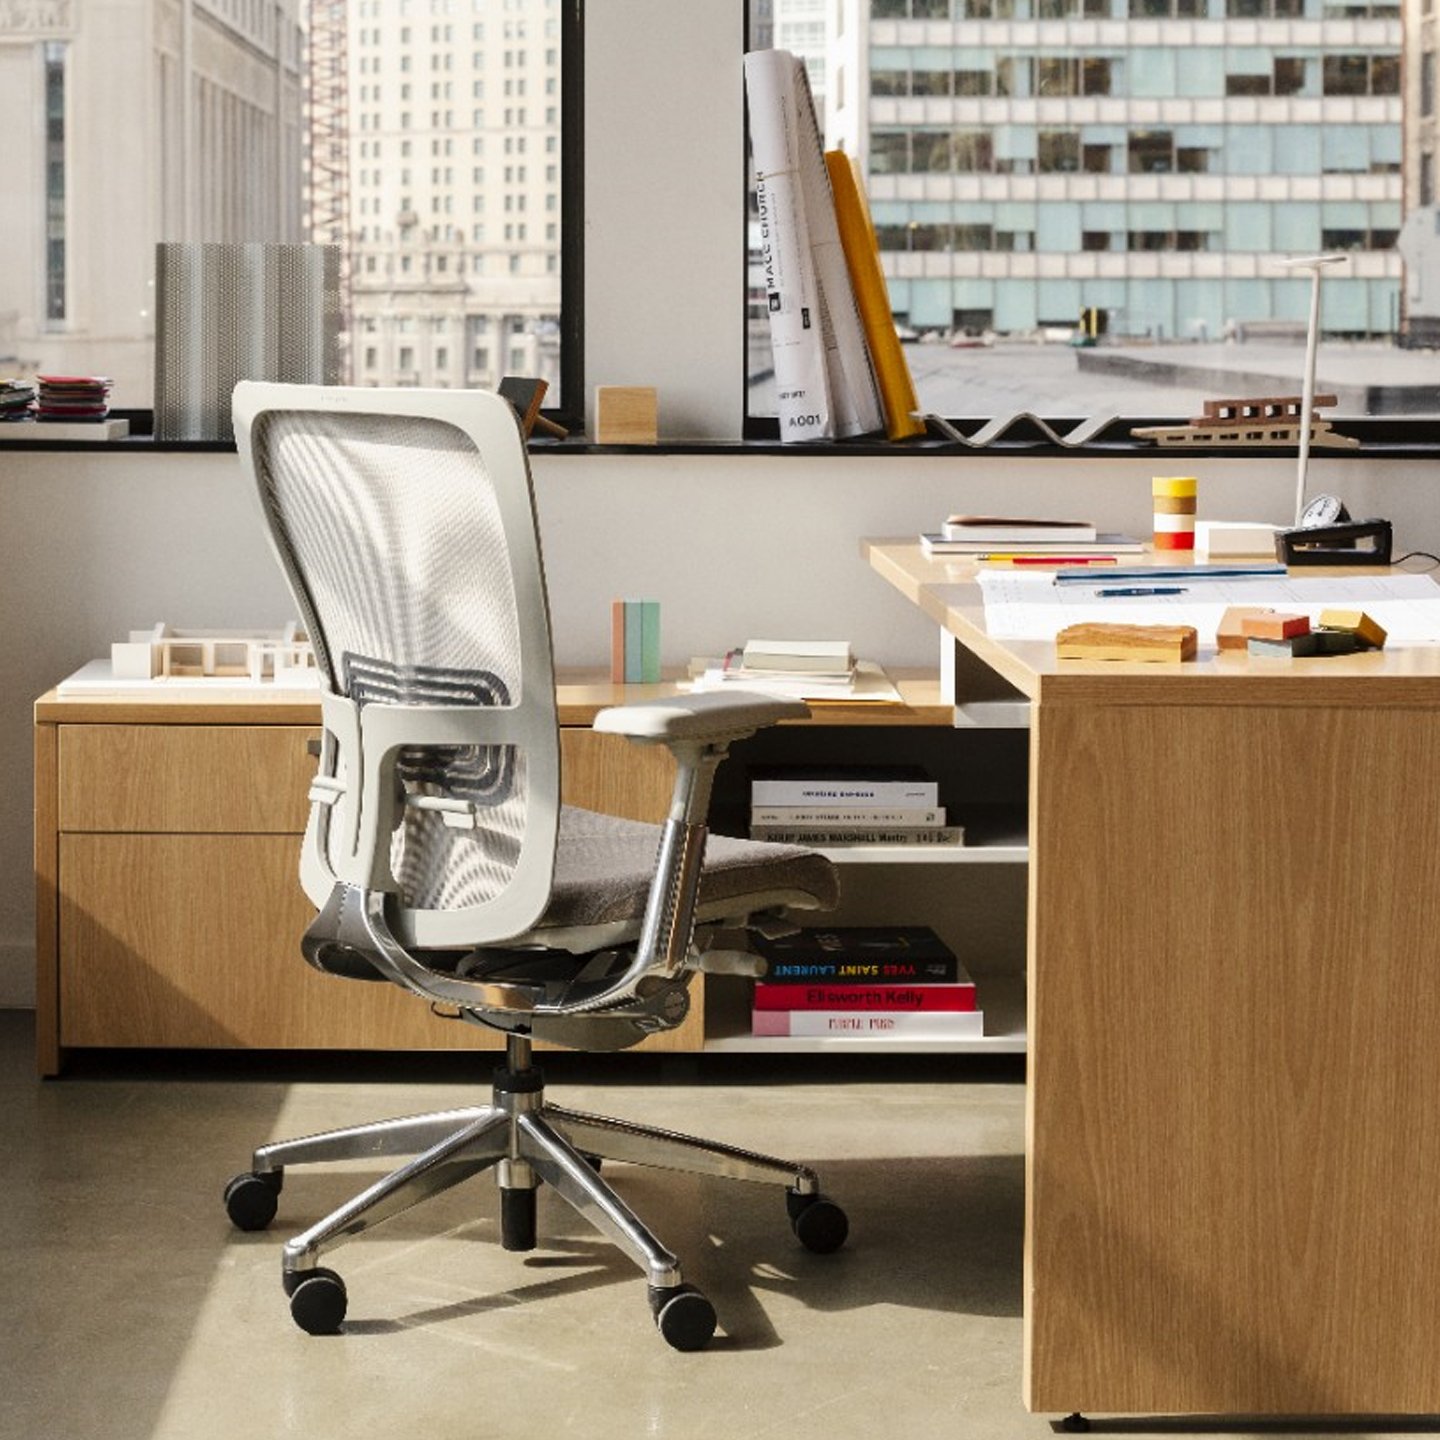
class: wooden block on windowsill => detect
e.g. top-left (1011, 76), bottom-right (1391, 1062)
top-left (1056, 622), bottom-right (1198, 663)
top-left (594, 386), bottom-right (658, 445)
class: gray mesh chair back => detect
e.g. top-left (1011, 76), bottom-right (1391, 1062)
top-left (233, 383), bottom-right (560, 952)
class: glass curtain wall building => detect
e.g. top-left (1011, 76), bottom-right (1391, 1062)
top-left (826, 0), bottom-right (1402, 347)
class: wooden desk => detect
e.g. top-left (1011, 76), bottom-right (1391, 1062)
top-left (866, 540), bottom-right (1440, 1418)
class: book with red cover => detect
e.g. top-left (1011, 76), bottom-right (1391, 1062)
top-left (753, 980), bottom-right (976, 1012)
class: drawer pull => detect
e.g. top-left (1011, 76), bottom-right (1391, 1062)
top-left (306, 738), bottom-right (323, 758)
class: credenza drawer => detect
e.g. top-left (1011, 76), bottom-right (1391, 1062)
top-left (58, 724), bottom-right (317, 833)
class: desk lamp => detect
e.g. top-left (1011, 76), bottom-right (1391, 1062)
top-left (1278, 253), bottom-right (1346, 525)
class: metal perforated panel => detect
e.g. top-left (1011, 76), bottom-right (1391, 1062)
top-left (154, 243), bottom-right (340, 442)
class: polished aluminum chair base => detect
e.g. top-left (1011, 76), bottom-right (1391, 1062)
top-left (225, 1033), bottom-right (844, 1348)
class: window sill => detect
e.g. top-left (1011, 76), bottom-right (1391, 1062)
top-left (4, 414), bottom-right (1437, 460)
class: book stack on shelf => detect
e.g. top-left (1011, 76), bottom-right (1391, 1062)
top-left (750, 926), bottom-right (983, 1040)
top-left (749, 764), bottom-right (961, 846)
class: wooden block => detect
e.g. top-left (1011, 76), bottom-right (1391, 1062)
top-left (1216, 606), bottom-right (1274, 651)
top-left (1056, 623), bottom-right (1198, 663)
top-left (1317, 608), bottom-right (1387, 650)
top-left (1247, 633), bottom-right (1322, 658)
top-left (1240, 612), bottom-right (1310, 641)
top-left (595, 386), bottom-right (658, 445)
top-left (497, 375), bottom-right (547, 435)
top-left (1313, 628), bottom-right (1362, 655)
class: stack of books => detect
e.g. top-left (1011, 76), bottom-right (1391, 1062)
top-left (609, 598), bottom-right (660, 684)
top-left (750, 926), bottom-right (983, 1039)
top-left (35, 374), bottom-right (113, 422)
top-left (0, 380), bottom-right (36, 420)
top-left (748, 764), bottom-right (961, 846)
top-left (920, 514), bottom-right (1144, 559)
top-left (710, 638), bottom-right (856, 696)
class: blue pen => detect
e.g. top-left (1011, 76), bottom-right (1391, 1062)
top-left (1096, 586), bottom-right (1188, 597)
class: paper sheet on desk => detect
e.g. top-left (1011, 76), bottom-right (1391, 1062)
top-left (977, 571), bottom-right (1440, 645)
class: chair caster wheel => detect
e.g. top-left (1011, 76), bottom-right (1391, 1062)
top-left (501, 1185), bottom-right (538, 1251)
top-left (649, 1283), bottom-right (716, 1352)
top-left (788, 1191), bottom-right (849, 1254)
top-left (223, 1170), bottom-right (282, 1231)
top-left (286, 1267), bottom-right (348, 1335)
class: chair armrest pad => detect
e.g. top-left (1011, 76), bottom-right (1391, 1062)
top-left (593, 690), bottom-right (809, 742)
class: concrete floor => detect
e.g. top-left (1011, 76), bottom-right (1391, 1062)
top-left (0, 1011), bottom-right (1428, 1440)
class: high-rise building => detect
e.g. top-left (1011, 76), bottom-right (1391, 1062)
top-left (346, 0), bottom-right (562, 394)
top-left (0, 0), bottom-right (304, 404)
top-left (827, 0), bottom-right (1403, 343)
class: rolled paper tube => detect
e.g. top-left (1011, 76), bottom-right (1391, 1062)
top-left (1152, 494), bottom-right (1198, 515)
top-left (1153, 530), bottom-right (1196, 550)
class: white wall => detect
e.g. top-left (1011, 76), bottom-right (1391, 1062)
top-left (1, 3), bottom-right (1436, 1004)
top-left (3, 444), bottom-right (1436, 1005)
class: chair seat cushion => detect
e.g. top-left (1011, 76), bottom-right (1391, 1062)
top-left (536, 806), bottom-right (839, 931)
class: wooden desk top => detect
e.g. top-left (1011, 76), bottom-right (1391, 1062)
top-left (35, 667), bottom-right (955, 727)
top-left (864, 538), bottom-right (1440, 708)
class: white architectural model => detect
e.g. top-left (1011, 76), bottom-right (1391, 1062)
top-left (111, 623), bottom-right (317, 686)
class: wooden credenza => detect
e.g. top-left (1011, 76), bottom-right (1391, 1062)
top-left (35, 672), bottom-right (974, 1076)
top-left (32, 679), bottom-right (697, 1075)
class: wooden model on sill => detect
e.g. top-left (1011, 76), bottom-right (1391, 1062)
top-left (1130, 394), bottom-right (1359, 450)
top-left (111, 622), bottom-right (317, 685)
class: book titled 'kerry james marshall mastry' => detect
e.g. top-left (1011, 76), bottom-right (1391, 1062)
top-left (751, 925), bottom-right (960, 982)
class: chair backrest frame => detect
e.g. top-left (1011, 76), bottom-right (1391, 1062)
top-left (233, 382), bottom-right (561, 950)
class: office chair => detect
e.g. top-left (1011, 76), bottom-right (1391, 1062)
top-left (222, 383), bottom-right (847, 1349)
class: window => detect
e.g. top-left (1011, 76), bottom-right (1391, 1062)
top-left (747, 0), bottom-right (1411, 424)
top-left (5, 0), bottom-right (578, 416)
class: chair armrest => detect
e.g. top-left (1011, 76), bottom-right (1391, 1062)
top-left (593, 691), bottom-right (809, 744)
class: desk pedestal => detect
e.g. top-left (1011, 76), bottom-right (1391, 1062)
top-left (1026, 694), bottom-right (1440, 1413)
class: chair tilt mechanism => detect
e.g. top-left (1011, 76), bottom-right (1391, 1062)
top-left (221, 383), bottom-right (847, 1350)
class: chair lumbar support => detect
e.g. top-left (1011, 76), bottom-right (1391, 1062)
top-left (224, 1031), bottom-right (848, 1348)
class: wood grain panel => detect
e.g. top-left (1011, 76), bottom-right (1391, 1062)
top-left (59, 725), bottom-right (317, 833)
top-left (57, 834), bottom-right (702, 1054)
top-left (34, 724), bottom-right (61, 1076)
top-left (1024, 699), bottom-right (1440, 1414)
top-left (561, 729), bottom-right (676, 822)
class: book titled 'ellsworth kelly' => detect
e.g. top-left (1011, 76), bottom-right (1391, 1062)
top-left (751, 925), bottom-right (960, 982)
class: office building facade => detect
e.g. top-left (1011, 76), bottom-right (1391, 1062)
top-left (826, 0), bottom-right (1403, 341)
top-left (0, 0), bottom-right (304, 403)
top-left (346, 0), bottom-right (562, 393)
